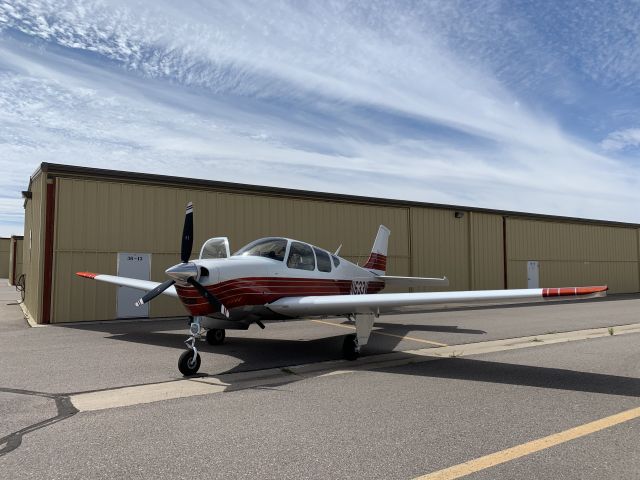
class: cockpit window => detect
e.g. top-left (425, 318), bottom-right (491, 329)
top-left (313, 247), bottom-right (332, 272)
top-left (233, 238), bottom-right (287, 261)
top-left (332, 255), bottom-right (340, 267)
top-left (287, 241), bottom-right (316, 271)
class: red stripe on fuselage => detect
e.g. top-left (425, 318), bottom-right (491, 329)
top-left (174, 277), bottom-right (385, 316)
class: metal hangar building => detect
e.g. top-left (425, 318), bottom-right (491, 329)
top-left (20, 163), bottom-right (640, 324)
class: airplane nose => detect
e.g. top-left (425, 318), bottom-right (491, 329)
top-left (165, 262), bottom-right (199, 284)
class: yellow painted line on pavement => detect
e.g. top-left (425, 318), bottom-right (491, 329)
top-left (311, 319), bottom-right (448, 347)
top-left (414, 405), bottom-right (640, 480)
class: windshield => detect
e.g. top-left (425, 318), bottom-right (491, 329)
top-left (233, 238), bottom-right (288, 261)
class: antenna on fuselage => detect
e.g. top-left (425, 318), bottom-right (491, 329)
top-left (334, 244), bottom-right (342, 256)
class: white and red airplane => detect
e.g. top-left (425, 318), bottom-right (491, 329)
top-left (77, 202), bottom-right (608, 375)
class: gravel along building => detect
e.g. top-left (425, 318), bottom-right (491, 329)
top-left (20, 162), bottom-right (640, 324)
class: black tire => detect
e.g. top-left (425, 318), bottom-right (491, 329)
top-left (342, 334), bottom-right (360, 361)
top-left (206, 328), bottom-right (226, 345)
top-left (178, 350), bottom-right (201, 376)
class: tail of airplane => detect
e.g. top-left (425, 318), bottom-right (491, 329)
top-left (362, 225), bottom-right (390, 275)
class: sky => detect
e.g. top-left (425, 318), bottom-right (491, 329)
top-left (1, 0), bottom-right (640, 236)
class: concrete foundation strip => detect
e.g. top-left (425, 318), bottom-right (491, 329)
top-left (70, 323), bottom-right (640, 412)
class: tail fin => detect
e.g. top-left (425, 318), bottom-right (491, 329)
top-left (362, 225), bottom-right (390, 274)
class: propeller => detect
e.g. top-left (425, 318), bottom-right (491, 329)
top-left (135, 279), bottom-right (175, 307)
top-left (134, 202), bottom-right (228, 317)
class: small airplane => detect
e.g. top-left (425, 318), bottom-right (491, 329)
top-left (77, 202), bottom-right (608, 376)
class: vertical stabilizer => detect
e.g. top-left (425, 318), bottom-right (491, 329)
top-left (362, 225), bottom-right (390, 274)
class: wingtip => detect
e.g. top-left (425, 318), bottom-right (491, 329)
top-left (542, 286), bottom-right (608, 297)
top-left (76, 271), bottom-right (98, 279)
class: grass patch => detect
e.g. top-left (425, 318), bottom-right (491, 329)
top-left (608, 327), bottom-right (615, 336)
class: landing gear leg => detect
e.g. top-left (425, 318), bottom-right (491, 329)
top-left (342, 313), bottom-right (376, 360)
top-left (342, 333), bottom-right (360, 360)
top-left (178, 319), bottom-right (202, 376)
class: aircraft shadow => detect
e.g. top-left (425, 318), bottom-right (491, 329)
top-left (375, 357), bottom-right (640, 398)
top-left (56, 317), bottom-right (485, 362)
top-left (55, 318), bottom-right (640, 399)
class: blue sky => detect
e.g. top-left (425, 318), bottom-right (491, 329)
top-left (1, 0), bottom-right (639, 236)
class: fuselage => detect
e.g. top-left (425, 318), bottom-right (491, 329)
top-left (170, 237), bottom-right (385, 323)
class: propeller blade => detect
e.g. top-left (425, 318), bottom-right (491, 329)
top-left (187, 277), bottom-right (229, 317)
top-left (135, 279), bottom-right (176, 307)
top-left (181, 202), bottom-right (194, 263)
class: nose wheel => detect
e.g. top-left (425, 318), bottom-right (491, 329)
top-left (178, 348), bottom-right (201, 376)
top-left (179, 322), bottom-right (202, 376)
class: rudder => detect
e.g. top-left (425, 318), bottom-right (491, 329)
top-left (362, 225), bottom-right (390, 274)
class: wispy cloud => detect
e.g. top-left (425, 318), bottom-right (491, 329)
top-left (0, 0), bottom-right (639, 237)
top-left (601, 128), bottom-right (640, 152)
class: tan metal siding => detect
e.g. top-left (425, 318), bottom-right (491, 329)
top-left (53, 178), bottom-right (410, 322)
top-left (410, 207), bottom-right (469, 291)
top-left (506, 218), bottom-right (639, 293)
top-left (22, 174), bottom-right (46, 324)
top-left (43, 172), bottom-right (640, 323)
top-left (470, 212), bottom-right (504, 290)
top-left (0, 238), bottom-right (9, 279)
top-left (9, 238), bottom-right (24, 283)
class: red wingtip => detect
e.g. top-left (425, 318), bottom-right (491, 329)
top-left (542, 286), bottom-right (608, 297)
top-left (76, 271), bottom-right (98, 279)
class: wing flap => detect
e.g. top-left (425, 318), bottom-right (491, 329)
top-left (379, 275), bottom-right (449, 288)
top-left (76, 272), bottom-right (178, 298)
top-left (267, 286), bottom-right (607, 317)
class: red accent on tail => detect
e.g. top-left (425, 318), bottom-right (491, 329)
top-left (542, 286), bottom-right (608, 297)
top-left (363, 252), bottom-right (387, 271)
top-left (76, 272), bottom-right (98, 279)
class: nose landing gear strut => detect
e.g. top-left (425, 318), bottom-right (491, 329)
top-left (178, 318), bottom-right (203, 376)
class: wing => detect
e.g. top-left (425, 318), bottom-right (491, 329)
top-left (76, 272), bottom-right (178, 298)
top-left (266, 286), bottom-right (607, 317)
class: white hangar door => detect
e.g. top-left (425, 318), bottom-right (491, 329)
top-left (117, 253), bottom-right (151, 318)
top-left (527, 260), bottom-right (539, 289)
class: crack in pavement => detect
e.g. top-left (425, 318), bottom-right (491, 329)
top-left (0, 388), bottom-right (78, 457)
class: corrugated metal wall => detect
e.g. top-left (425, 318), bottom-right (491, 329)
top-left (505, 218), bottom-right (639, 293)
top-left (470, 212), bottom-right (504, 290)
top-left (0, 238), bottom-right (9, 279)
top-left (410, 207), bottom-right (470, 291)
top-left (8, 238), bottom-right (24, 285)
top-left (25, 171), bottom-right (639, 323)
top-left (22, 174), bottom-right (45, 324)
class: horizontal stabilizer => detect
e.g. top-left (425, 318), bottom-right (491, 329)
top-left (379, 275), bottom-right (449, 288)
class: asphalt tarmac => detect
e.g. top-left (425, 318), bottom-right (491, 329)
top-left (1, 282), bottom-right (639, 479)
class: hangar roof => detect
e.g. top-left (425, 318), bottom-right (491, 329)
top-left (28, 162), bottom-right (639, 229)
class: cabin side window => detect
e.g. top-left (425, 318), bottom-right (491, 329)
top-left (313, 247), bottom-right (332, 272)
top-left (234, 238), bottom-right (287, 261)
top-left (287, 242), bottom-right (316, 271)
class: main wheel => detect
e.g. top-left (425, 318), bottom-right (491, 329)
top-left (178, 350), bottom-right (201, 376)
top-left (342, 334), bottom-right (360, 361)
top-left (206, 328), bottom-right (226, 345)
